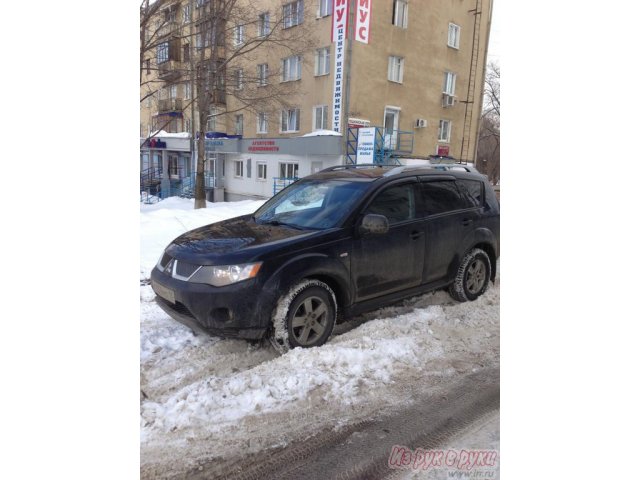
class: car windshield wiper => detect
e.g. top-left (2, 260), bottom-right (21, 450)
top-left (258, 219), bottom-right (306, 230)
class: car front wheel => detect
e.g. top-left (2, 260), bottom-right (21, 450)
top-left (449, 248), bottom-right (491, 302)
top-left (270, 279), bottom-right (337, 354)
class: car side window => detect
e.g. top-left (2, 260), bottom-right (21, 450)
top-left (456, 179), bottom-right (484, 208)
top-left (420, 180), bottom-right (467, 215)
top-left (365, 184), bottom-right (415, 224)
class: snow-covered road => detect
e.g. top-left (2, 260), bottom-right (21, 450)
top-left (139, 198), bottom-right (499, 479)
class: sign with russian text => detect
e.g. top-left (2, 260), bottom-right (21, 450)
top-left (437, 145), bottom-right (450, 156)
top-left (248, 140), bottom-right (279, 152)
top-left (355, 0), bottom-right (371, 44)
top-left (348, 118), bottom-right (371, 128)
top-left (356, 127), bottom-right (376, 164)
top-left (331, 0), bottom-right (349, 132)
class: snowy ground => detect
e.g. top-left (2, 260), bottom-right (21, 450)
top-left (140, 198), bottom-right (499, 479)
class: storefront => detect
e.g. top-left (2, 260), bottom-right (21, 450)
top-left (140, 132), bottom-right (192, 198)
top-left (204, 134), bottom-right (343, 201)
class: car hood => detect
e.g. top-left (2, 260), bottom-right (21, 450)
top-left (165, 215), bottom-right (318, 264)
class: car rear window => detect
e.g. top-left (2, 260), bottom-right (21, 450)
top-left (456, 179), bottom-right (484, 208)
top-left (420, 180), bottom-right (467, 215)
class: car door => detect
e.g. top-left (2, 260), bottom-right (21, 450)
top-left (419, 177), bottom-right (479, 284)
top-left (351, 180), bottom-right (425, 301)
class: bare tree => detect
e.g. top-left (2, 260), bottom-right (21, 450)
top-left (477, 62), bottom-right (500, 185)
top-left (141, 0), bottom-right (316, 208)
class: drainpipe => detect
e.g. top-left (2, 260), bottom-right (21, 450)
top-left (341, 0), bottom-right (356, 163)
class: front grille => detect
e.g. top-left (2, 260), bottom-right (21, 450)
top-left (159, 252), bottom-right (172, 269)
top-left (157, 296), bottom-right (196, 319)
top-left (175, 260), bottom-right (200, 278)
top-left (172, 301), bottom-right (196, 319)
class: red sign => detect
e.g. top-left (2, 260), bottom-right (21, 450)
top-left (355, 0), bottom-right (371, 44)
top-left (248, 140), bottom-right (279, 152)
top-left (331, 0), bottom-right (349, 43)
top-left (437, 145), bottom-right (450, 156)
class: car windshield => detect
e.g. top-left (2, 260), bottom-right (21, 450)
top-left (253, 179), bottom-right (371, 230)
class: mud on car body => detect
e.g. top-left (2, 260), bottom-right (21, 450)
top-left (151, 165), bottom-right (499, 353)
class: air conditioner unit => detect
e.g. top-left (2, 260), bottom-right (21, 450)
top-left (415, 118), bottom-right (427, 128)
top-left (442, 94), bottom-right (456, 108)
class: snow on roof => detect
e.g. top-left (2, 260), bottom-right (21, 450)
top-left (149, 130), bottom-right (191, 138)
top-left (300, 129), bottom-right (342, 137)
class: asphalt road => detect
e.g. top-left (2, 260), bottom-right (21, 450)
top-left (188, 367), bottom-right (499, 480)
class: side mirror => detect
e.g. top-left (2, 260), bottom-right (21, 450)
top-left (359, 214), bottom-right (389, 235)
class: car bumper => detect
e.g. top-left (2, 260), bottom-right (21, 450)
top-left (150, 267), bottom-right (270, 340)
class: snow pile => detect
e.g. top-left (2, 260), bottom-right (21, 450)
top-left (140, 197), bottom-right (265, 280)
top-left (141, 306), bottom-right (444, 438)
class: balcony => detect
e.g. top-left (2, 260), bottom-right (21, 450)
top-left (158, 98), bottom-right (184, 112)
top-left (158, 60), bottom-right (183, 81)
top-left (211, 89), bottom-right (226, 105)
top-left (158, 21), bottom-right (180, 38)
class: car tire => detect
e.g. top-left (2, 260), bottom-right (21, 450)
top-left (270, 279), bottom-right (337, 354)
top-left (448, 248), bottom-right (492, 302)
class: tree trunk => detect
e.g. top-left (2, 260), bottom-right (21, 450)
top-left (194, 130), bottom-right (207, 209)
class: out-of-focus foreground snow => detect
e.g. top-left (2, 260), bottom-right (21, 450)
top-left (139, 198), bottom-right (499, 479)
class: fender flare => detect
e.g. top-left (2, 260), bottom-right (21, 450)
top-left (256, 254), bottom-right (353, 328)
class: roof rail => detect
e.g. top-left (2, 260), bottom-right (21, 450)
top-left (320, 163), bottom-right (399, 172)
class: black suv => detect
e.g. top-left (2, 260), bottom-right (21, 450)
top-left (151, 165), bottom-right (499, 352)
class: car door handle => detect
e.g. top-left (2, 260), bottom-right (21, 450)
top-left (410, 231), bottom-right (423, 240)
top-left (461, 218), bottom-right (472, 226)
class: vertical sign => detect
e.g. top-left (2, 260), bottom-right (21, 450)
top-left (331, 0), bottom-right (349, 133)
top-left (356, 127), bottom-right (376, 164)
top-left (354, 0), bottom-right (371, 44)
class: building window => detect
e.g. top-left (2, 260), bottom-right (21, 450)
top-left (207, 109), bottom-right (217, 131)
top-left (438, 120), bottom-right (452, 142)
top-left (318, 0), bottom-right (332, 17)
top-left (282, 55), bottom-right (302, 82)
top-left (235, 114), bottom-right (243, 135)
top-left (387, 56), bottom-right (404, 83)
top-left (258, 12), bottom-right (270, 36)
top-left (164, 6), bottom-right (177, 23)
top-left (186, 118), bottom-right (191, 132)
top-left (234, 160), bottom-right (244, 177)
top-left (257, 63), bottom-right (268, 86)
top-left (170, 84), bottom-right (177, 99)
top-left (279, 162), bottom-right (299, 179)
top-left (183, 43), bottom-right (190, 62)
top-left (443, 72), bottom-right (456, 95)
top-left (234, 69), bottom-right (244, 89)
top-left (183, 4), bottom-right (191, 23)
top-left (448, 23), bottom-right (460, 49)
top-left (184, 82), bottom-right (191, 99)
top-left (233, 24), bottom-right (245, 46)
top-left (315, 47), bottom-right (330, 76)
top-left (392, 0), bottom-right (408, 28)
top-left (281, 108), bottom-right (300, 132)
top-left (283, 0), bottom-right (304, 28)
top-left (280, 108), bottom-right (300, 133)
top-left (313, 105), bottom-right (328, 130)
top-left (257, 162), bottom-right (267, 181)
top-left (257, 112), bottom-right (268, 133)
top-left (195, 24), bottom-right (203, 48)
top-left (157, 42), bottom-right (169, 64)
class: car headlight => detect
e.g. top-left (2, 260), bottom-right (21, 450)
top-left (189, 262), bottom-right (262, 287)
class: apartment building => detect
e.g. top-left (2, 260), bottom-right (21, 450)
top-left (140, 0), bottom-right (493, 201)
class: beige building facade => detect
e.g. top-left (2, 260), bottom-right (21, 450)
top-left (140, 0), bottom-right (493, 200)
